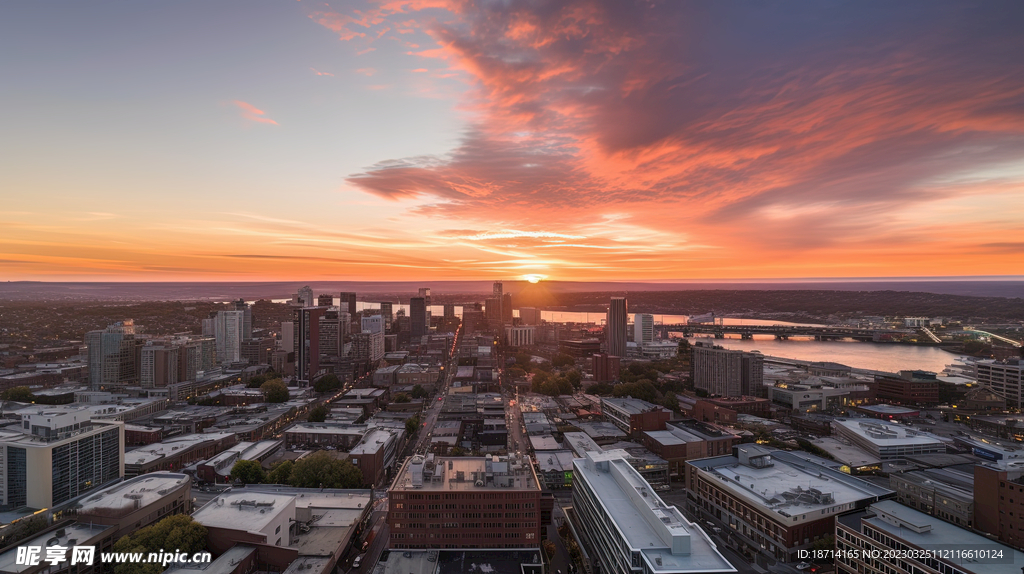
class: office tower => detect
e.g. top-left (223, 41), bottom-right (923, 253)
top-left (692, 342), bottom-right (764, 397)
top-left (240, 337), bottom-right (275, 366)
top-left (319, 310), bottom-right (342, 358)
top-left (295, 307), bottom-right (327, 381)
top-left (380, 301), bottom-right (394, 332)
top-left (410, 297), bottom-right (427, 340)
top-left (317, 294), bottom-right (334, 307)
top-left (443, 303), bottom-right (455, 319)
top-left (294, 286), bottom-right (314, 307)
top-left (201, 315), bottom-right (215, 337)
top-left (339, 292), bottom-right (358, 317)
top-left (361, 315), bottom-right (384, 334)
top-left (975, 358), bottom-right (1024, 408)
top-left (280, 321), bottom-right (294, 353)
top-left (140, 344), bottom-right (180, 388)
top-left (352, 331), bottom-right (384, 363)
top-left (606, 297), bottom-right (628, 358)
top-left (502, 293), bottom-right (513, 323)
top-left (178, 340), bottom-right (201, 382)
top-left (462, 308), bottom-right (485, 334)
top-left (571, 450), bottom-right (735, 574)
top-left (214, 310), bottom-right (244, 364)
top-left (0, 407), bottom-right (124, 509)
top-left (418, 287), bottom-right (431, 326)
top-left (504, 325), bottom-right (536, 347)
top-left (86, 320), bottom-right (139, 390)
top-left (492, 282), bottom-right (503, 324)
top-left (519, 307), bottom-right (542, 325)
top-left (634, 313), bottom-right (654, 344)
top-left (232, 299), bottom-right (253, 340)
top-left (484, 298), bottom-right (501, 325)
top-left (388, 454), bottom-right (543, 549)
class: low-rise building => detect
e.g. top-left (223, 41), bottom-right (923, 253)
top-left (536, 450), bottom-right (575, 490)
top-left (70, 473), bottom-right (192, 539)
top-left (601, 397), bottom-right (672, 439)
top-left (348, 427), bottom-right (402, 487)
top-left (0, 521), bottom-right (117, 574)
top-left (874, 370), bottom-right (940, 405)
top-left (831, 419), bottom-right (946, 460)
top-left (684, 446), bottom-right (893, 562)
top-left (124, 432), bottom-right (237, 477)
top-left (196, 440), bottom-right (282, 483)
top-left (283, 422), bottom-right (367, 450)
top-left (889, 468), bottom-right (974, 529)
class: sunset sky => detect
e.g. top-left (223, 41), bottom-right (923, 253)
top-left (2, 1), bottom-right (1022, 282)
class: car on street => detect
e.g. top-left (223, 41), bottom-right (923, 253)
top-left (796, 563), bottom-right (812, 570)
top-left (353, 555), bottom-right (364, 568)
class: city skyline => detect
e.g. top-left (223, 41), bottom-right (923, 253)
top-left (2, 1), bottom-right (1022, 281)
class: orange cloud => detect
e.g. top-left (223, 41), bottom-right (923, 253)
top-left (310, 67), bottom-right (334, 76)
top-left (232, 100), bottom-right (279, 125)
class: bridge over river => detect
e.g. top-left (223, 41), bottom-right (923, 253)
top-left (658, 323), bottom-right (915, 341)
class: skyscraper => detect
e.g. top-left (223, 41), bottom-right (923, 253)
top-left (443, 303), bottom-right (456, 319)
top-left (295, 306), bottom-right (327, 381)
top-left (86, 320), bottom-right (139, 390)
top-left (339, 292), bottom-right (358, 317)
top-left (294, 286), bottom-right (314, 307)
top-left (233, 299), bottom-right (252, 341)
top-left (380, 301), bottom-right (394, 332)
top-left (606, 297), bottom-right (628, 358)
top-left (140, 344), bottom-right (179, 388)
top-left (634, 313), bottom-right (654, 345)
top-left (214, 310), bottom-right (244, 364)
top-left (418, 287), bottom-right (431, 327)
top-left (409, 297), bottom-right (427, 341)
top-left (502, 292), bottom-right (513, 323)
top-left (317, 294), bottom-right (334, 307)
top-left (692, 342), bottom-right (764, 397)
top-left (492, 282), bottom-right (503, 324)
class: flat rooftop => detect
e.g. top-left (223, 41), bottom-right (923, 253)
top-left (690, 450), bottom-right (891, 519)
top-left (285, 422), bottom-right (367, 435)
top-left (392, 455), bottom-right (540, 491)
top-left (575, 451), bottom-right (735, 573)
top-left (125, 432), bottom-right (236, 466)
top-left (857, 404), bottom-right (919, 415)
top-left (350, 429), bottom-right (395, 455)
top-left (857, 500), bottom-right (1024, 574)
top-left (164, 545), bottom-right (256, 574)
top-left (563, 432), bottom-right (603, 457)
top-left (192, 491), bottom-right (293, 534)
top-left (537, 450), bottom-right (575, 472)
top-left (602, 397), bottom-right (664, 415)
top-left (75, 473), bottom-right (190, 516)
top-left (530, 435), bottom-right (561, 451)
top-left (833, 419), bottom-right (945, 447)
top-left (0, 523), bottom-right (115, 573)
top-left (810, 437), bottom-right (882, 468)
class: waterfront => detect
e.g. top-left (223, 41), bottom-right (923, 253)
top-left (681, 335), bottom-right (965, 374)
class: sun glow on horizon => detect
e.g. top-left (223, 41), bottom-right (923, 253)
top-left (523, 274), bottom-right (547, 283)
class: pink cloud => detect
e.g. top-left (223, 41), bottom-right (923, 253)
top-left (310, 67), bottom-right (334, 76)
top-left (231, 100), bottom-right (278, 125)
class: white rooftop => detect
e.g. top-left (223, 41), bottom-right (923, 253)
top-left (192, 491), bottom-right (294, 534)
top-left (76, 473), bottom-right (190, 516)
top-left (575, 451), bottom-right (735, 573)
top-left (349, 429), bottom-right (396, 455)
top-left (833, 419), bottom-right (945, 446)
top-left (0, 522), bottom-right (114, 573)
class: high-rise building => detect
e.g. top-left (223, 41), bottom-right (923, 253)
top-left (418, 287), bottom-right (432, 327)
top-left (492, 282), bottom-right (503, 321)
top-left (519, 307), bottom-right (542, 325)
top-left (339, 292), bottom-right (358, 317)
top-left (380, 302), bottom-right (394, 332)
top-left (606, 297), bottom-right (628, 358)
top-left (294, 286), bottom-right (314, 307)
top-left (86, 320), bottom-right (139, 390)
top-left (280, 321), bottom-right (294, 353)
top-left (692, 342), bottom-right (763, 397)
top-left (443, 303), bottom-right (456, 319)
top-left (975, 358), bottom-right (1024, 408)
top-left (352, 331), bottom-right (384, 363)
top-left (295, 307), bottom-right (327, 381)
top-left (232, 299), bottom-right (252, 341)
top-left (409, 297), bottom-right (427, 340)
top-left (317, 294), bottom-right (334, 307)
top-left (592, 353), bottom-right (620, 383)
top-left (572, 450), bottom-right (735, 574)
top-left (387, 454), bottom-right (543, 549)
top-left (0, 407), bottom-right (124, 509)
top-left (140, 344), bottom-right (180, 388)
top-left (502, 293), bottom-right (513, 323)
top-left (241, 337), bottom-right (275, 366)
top-left (214, 310), bottom-right (244, 364)
top-left (484, 298), bottom-right (501, 325)
top-left (633, 313), bottom-right (654, 345)
top-left (361, 315), bottom-right (384, 335)
top-left (504, 325), bottom-right (536, 347)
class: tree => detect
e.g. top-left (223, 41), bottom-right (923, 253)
top-left (810, 535), bottom-right (835, 553)
top-left (508, 366), bottom-right (527, 379)
top-left (588, 382), bottom-right (614, 396)
top-left (289, 451), bottom-right (363, 488)
top-left (112, 515), bottom-right (207, 574)
top-left (514, 352), bottom-right (533, 370)
top-left (565, 369), bottom-right (582, 389)
top-left (231, 459), bottom-right (266, 484)
top-left (555, 376), bottom-right (573, 396)
top-left (694, 388), bottom-right (709, 398)
top-left (267, 460), bottom-right (294, 485)
top-left (307, 404), bottom-right (328, 423)
top-left (406, 415), bottom-right (422, 436)
top-left (246, 374), bottom-right (268, 389)
top-left (1, 387), bottom-right (34, 402)
top-left (410, 384), bottom-right (428, 399)
top-left (552, 353), bottom-right (575, 368)
top-left (261, 379), bottom-right (290, 403)
top-left (394, 393), bottom-right (411, 403)
top-left (531, 371), bottom-right (551, 393)
top-left (542, 540), bottom-right (556, 560)
top-left (314, 374), bottom-right (342, 394)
